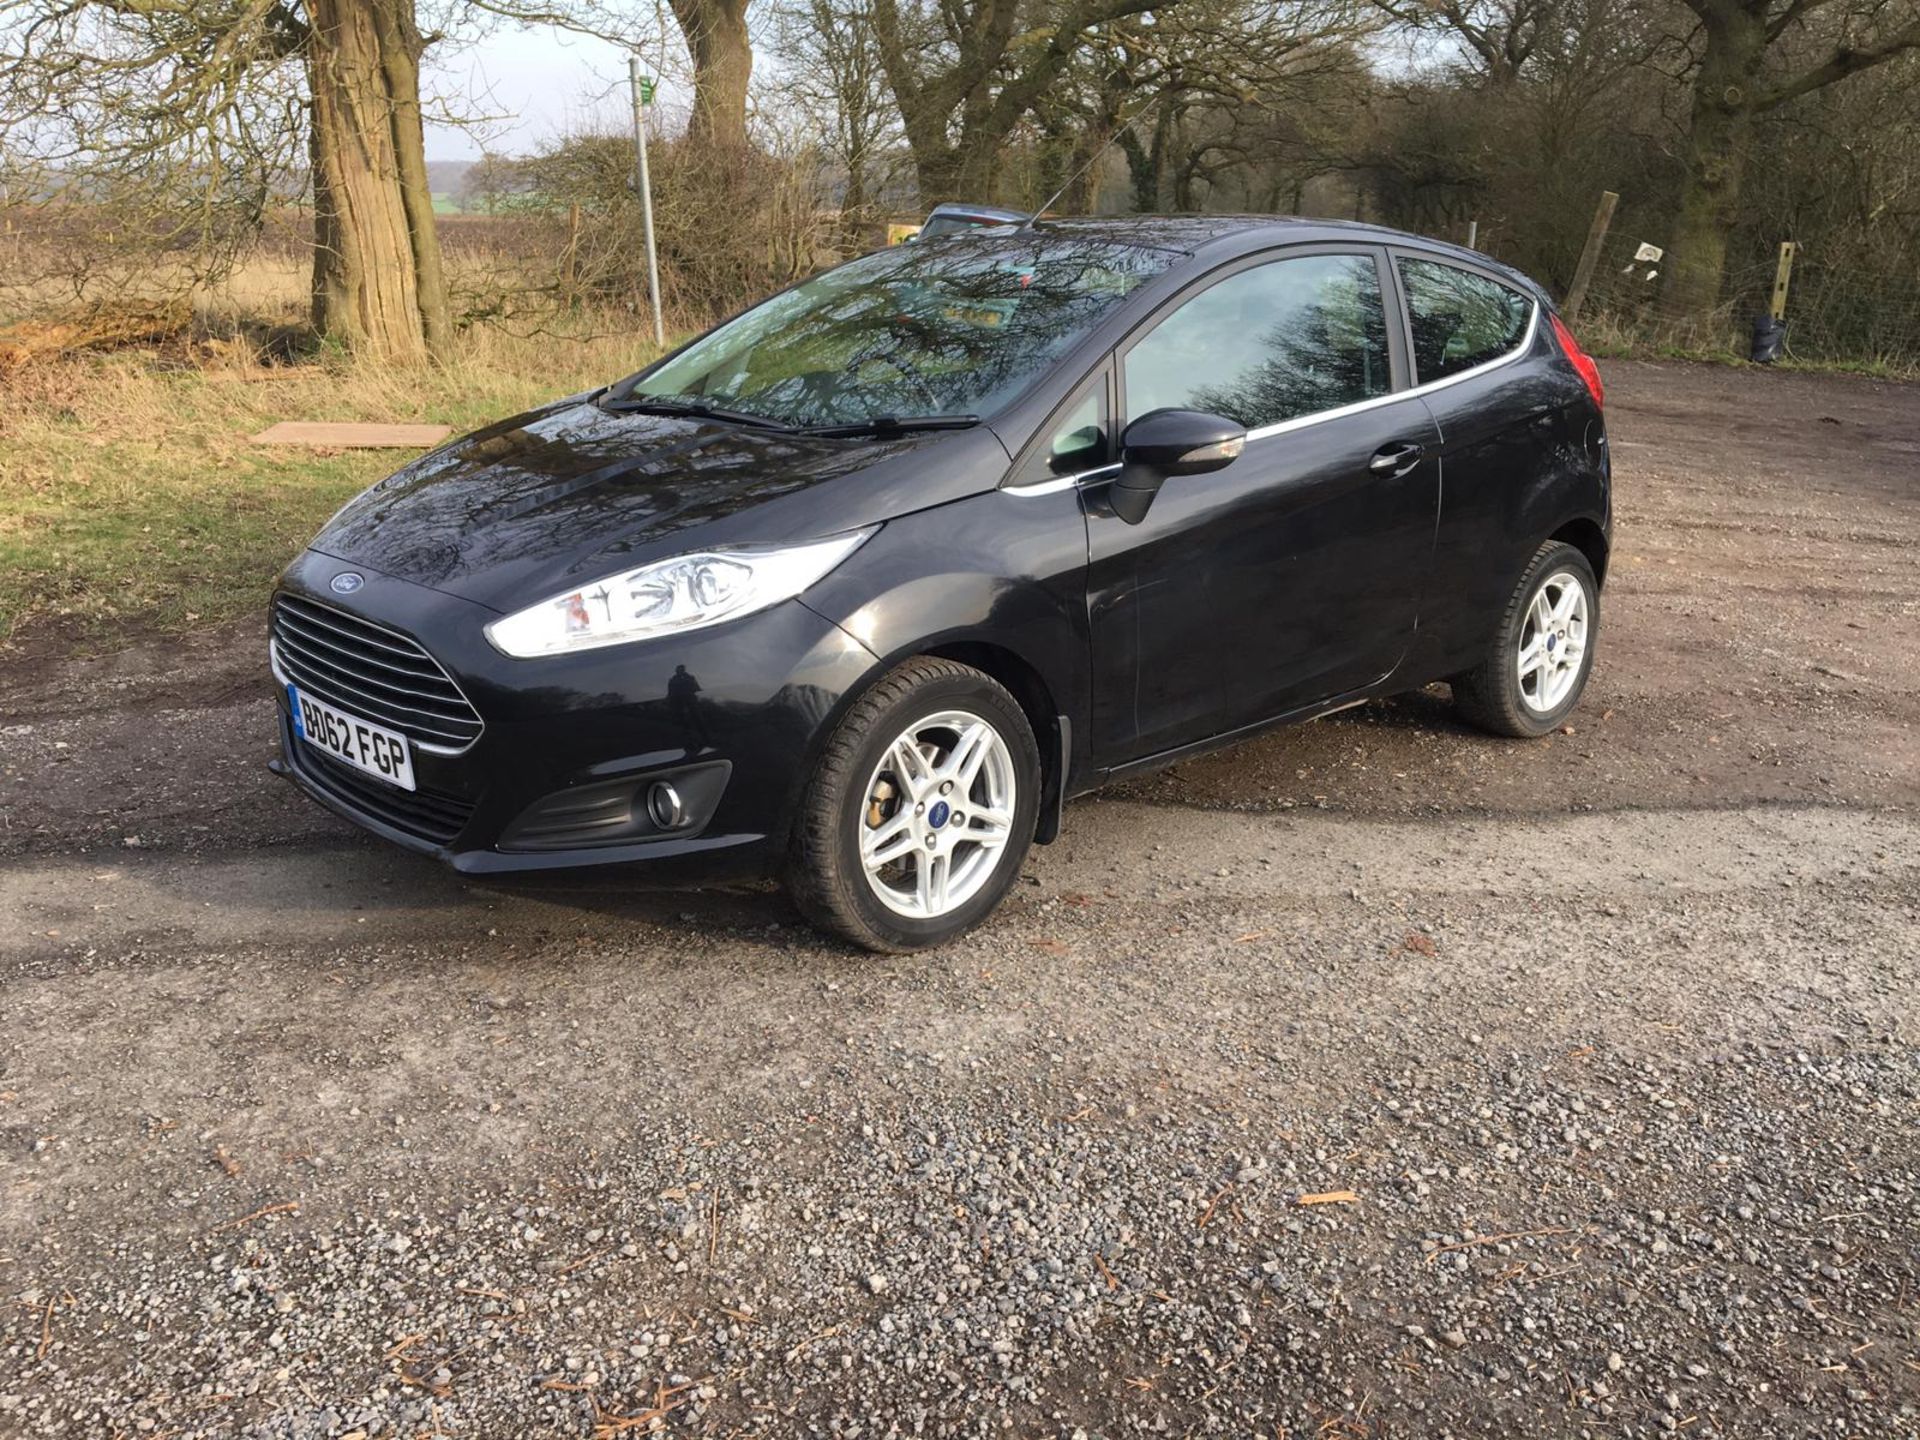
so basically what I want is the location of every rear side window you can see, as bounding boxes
[1124,253,1390,430]
[1397,258,1532,383]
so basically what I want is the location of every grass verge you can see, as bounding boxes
[0,322,665,655]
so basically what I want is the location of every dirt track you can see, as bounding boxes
[1,360,1917,1438]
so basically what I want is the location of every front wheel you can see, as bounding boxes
[1452,541,1599,738]
[787,656,1039,952]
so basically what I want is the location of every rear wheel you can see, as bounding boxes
[1452,541,1598,738]
[788,656,1039,952]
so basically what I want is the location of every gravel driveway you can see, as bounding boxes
[1,360,1917,1438]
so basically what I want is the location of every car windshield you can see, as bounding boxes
[619,236,1174,429]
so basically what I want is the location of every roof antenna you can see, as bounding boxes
[1019,90,1169,230]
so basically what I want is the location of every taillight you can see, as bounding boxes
[1550,312,1604,411]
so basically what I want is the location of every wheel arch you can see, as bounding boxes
[921,639,1071,843]
[920,640,1057,741]
[796,490,1096,848]
[1549,515,1610,587]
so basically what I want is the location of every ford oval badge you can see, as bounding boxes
[331,572,365,595]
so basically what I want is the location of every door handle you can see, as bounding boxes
[1369,442,1426,476]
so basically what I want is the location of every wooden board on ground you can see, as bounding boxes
[249,421,452,449]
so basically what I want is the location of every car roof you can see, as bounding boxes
[1026,214,1550,301]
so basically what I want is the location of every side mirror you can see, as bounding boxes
[1111,408,1247,523]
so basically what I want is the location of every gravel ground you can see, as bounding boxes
[1,359,1917,1438]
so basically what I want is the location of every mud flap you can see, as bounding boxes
[1034,714,1070,845]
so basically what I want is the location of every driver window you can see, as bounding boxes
[1124,253,1390,429]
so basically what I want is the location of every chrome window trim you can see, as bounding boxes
[1244,298,1538,443]
[1244,301,1543,443]
[1003,467,1114,498]
[1004,298,1538,497]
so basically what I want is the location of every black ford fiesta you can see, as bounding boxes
[271,215,1610,951]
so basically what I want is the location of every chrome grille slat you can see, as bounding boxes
[272,594,484,753]
[273,609,447,683]
[274,635,474,716]
[277,652,477,744]
[276,594,450,666]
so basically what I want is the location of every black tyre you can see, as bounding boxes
[787,656,1040,952]
[1451,541,1599,738]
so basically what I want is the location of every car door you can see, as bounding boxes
[1083,246,1442,767]
[1390,252,1571,661]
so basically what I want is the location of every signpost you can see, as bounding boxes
[1769,241,1798,321]
[628,57,665,348]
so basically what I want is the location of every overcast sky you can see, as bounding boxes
[422,26,690,163]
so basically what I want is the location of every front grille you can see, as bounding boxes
[283,713,477,846]
[271,593,483,753]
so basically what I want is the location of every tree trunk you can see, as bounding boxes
[305,0,451,361]
[843,155,868,226]
[670,0,753,148]
[957,143,1002,199]
[1118,131,1154,212]
[1665,5,1766,315]
[1071,142,1105,213]
[907,131,1006,202]
[1126,102,1174,211]
[911,147,966,205]
[1067,78,1127,213]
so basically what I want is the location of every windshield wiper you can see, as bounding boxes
[598,393,795,431]
[799,414,981,438]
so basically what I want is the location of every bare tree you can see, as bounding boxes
[459,151,529,213]
[1081,0,1368,212]
[0,0,650,360]
[668,0,753,146]
[0,0,309,317]
[770,0,903,227]
[865,0,1166,203]
[1369,0,1562,83]
[1661,0,1920,310]
[1361,0,1665,280]
[0,0,450,357]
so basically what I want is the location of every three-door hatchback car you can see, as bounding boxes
[271,215,1610,951]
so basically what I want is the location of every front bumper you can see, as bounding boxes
[270,550,879,880]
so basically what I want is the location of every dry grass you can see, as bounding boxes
[0,268,672,650]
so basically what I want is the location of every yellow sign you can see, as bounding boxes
[886,223,922,245]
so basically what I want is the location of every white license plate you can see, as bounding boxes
[288,684,415,792]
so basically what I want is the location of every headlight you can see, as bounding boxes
[484,528,876,658]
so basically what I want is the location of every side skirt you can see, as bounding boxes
[1087,686,1384,789]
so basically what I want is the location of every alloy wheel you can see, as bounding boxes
[858,709,1017,919]
[1517,569,1590,714]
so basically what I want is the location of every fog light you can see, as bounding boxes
[647,780,685,830]
[500,761,729,852]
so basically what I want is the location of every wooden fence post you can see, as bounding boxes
[1562,190,1620,322]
